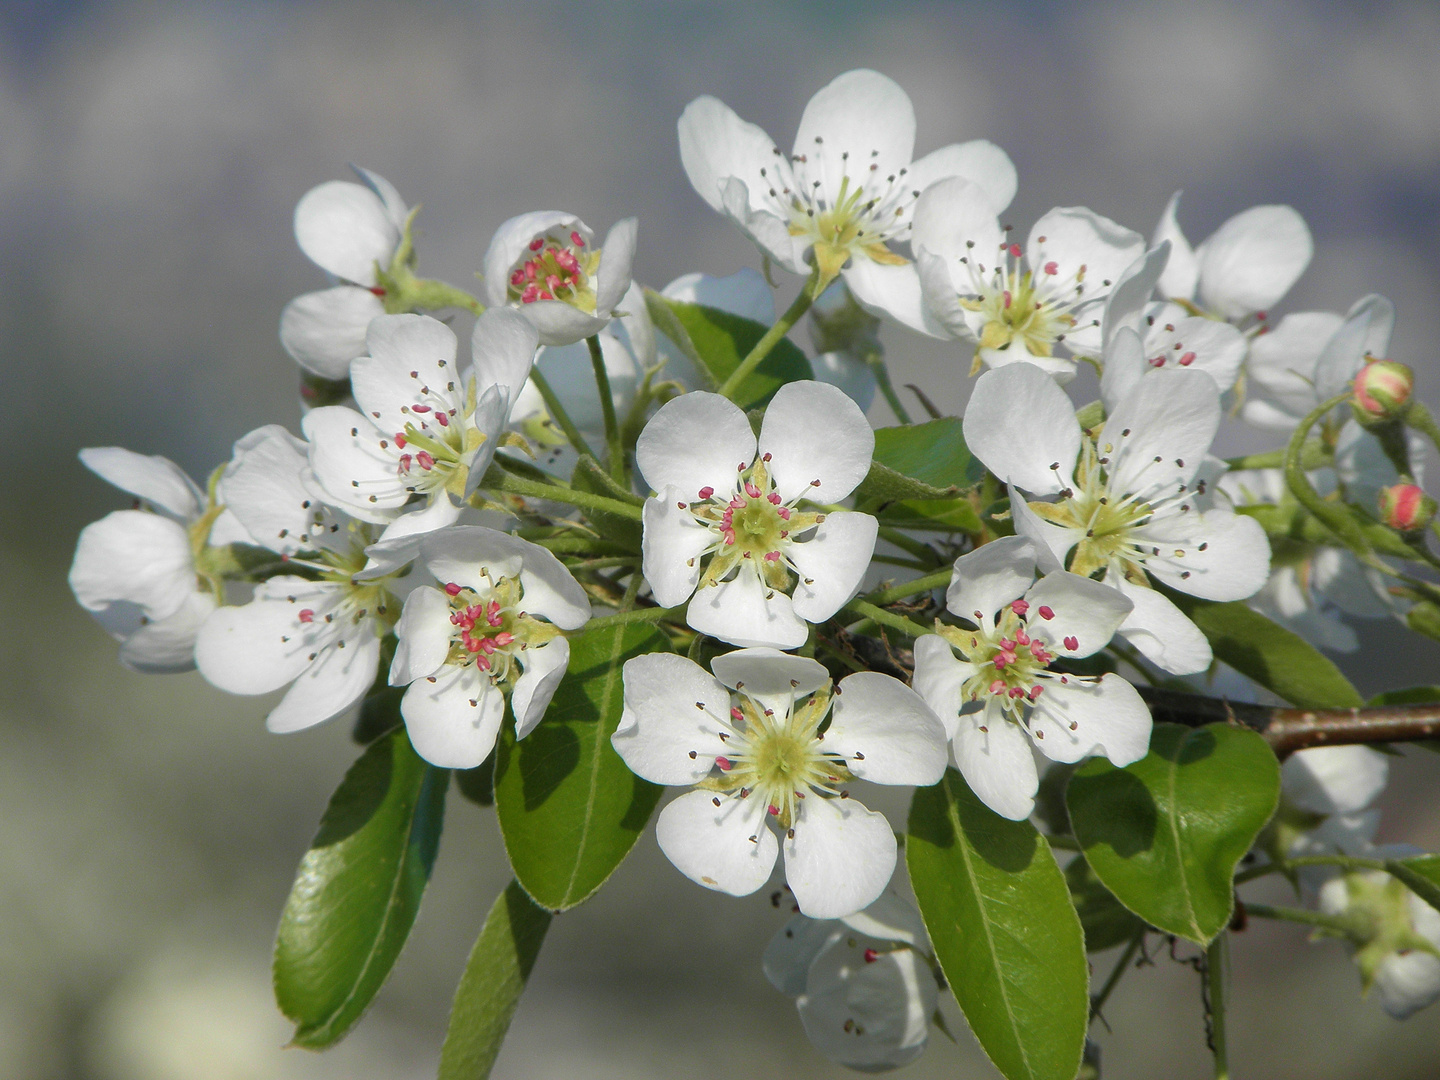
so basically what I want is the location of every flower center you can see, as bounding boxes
[390,373,487,499]
[506,229,601,310]
[442,574,560,681]
[941,600,1066,724]
[958,240,1082,358]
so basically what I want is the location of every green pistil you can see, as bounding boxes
[1028,438,1151,581]
[962,269,1075,358]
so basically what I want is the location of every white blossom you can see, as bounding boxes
[964,362,1271,675]
[1318,864,1440,1020]
[912,537,1151,821]
[612,649,947,918]
[480,211,637,346]
[636,381,878,649]
[678,68,1015,334]
[764,891,938,1070]
[388,526,590,768]
[304,310,537,543]
[280,167,409,379]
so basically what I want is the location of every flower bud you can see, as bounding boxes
[1378,483,1436,532]
[1352,359,1414,422]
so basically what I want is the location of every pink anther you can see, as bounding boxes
[298,609,314,623]
[1038,606,1054,620]
[416,451,435,471]
[1044,261,1059,275]
[1063,635,1079,651]
[1178,351,1196,366]
[698,486,714,500]
[1010,599,1029,615]
[444,582,463,597]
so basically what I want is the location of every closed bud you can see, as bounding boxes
[1353,359,1414,422]
[1379,483,1436,532]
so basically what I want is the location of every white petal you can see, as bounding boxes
[688,569,808,649]
[1008,488,1076,572]
[1143,312,1247,392]
[1315,293,1394,400]
[1029,674,1152,766]
[1101,244,1171,355]
[612,652,732,785]
[1023,572,1132,657]
[301,406,409,521]
[842,258,942,337]
[595,217,638,314]
[710,646,829,701]
[512,637,570,738]
[79,447,203,521]
[1027,207,1144,309]
[662,268,775,324]
[787,511,879,623]
[480,211,587,308]
[1153,192,1198,301]
[267,630,382,734]
[797,933,935,1071]
[421,526,590,629]
[194,577,341,695]
[677,95,780,214]
[793,70,915,203]
[350,165,408,231]
[118,590,216,674]
[402,665,506,768]
[1197,205,1312,320]
[1139,510,1270,602]
[825,672,947,786]
[352,314,462,433]
[759,381,875,504]
[656,788,778,898]
[1245,309,1344,422]
[910,634,969,743]
[371,494,463,546]
[1100,326,1147,414]
[1375,951,1440,1020]
[963,365,1080,494]
[915,248,975,339]
[784,793,897,919]
[215,424,316,557]
[720,177,808,272]
[1103,369,1220,499]
[279,286,384,380]
[390,585,454,685]
[641,492,714,608]
[521,300,613,349]
[70,511,196,621]
[636,390,756,497]
[911,176,1006,263]
[908,139,1017,214]
[945,535,1038,628]
[1115,579,1213,675]
[953,707,1040,820]
[470,307,539,416]
[1282,745,1389,816]
[763,915,843,997]
[293,180,398,286]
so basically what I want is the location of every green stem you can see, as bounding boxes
[484,465,642,521]
[1406,402,1440,459]
[1285,391,1371,554]
[864,567,952,607]
[528,367,598,461]
[584,604,684,631]
[587,335,627,484]
[717,269,819,399]
[1243,902,1359,935]
[877,526,943,566]
[1226,439,1330,472]
[1090,931,1144,1021]
[564,556,640,571]
[842,599,928,638]
[1206,934,1230,1080]
[864,348,913,424]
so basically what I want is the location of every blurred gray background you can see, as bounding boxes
[5,0,1440,1077]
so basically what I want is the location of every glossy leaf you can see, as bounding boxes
[646,291,813,409]
[908,769,1088,1080]
[495,622,669,910]
[437,880,552,1080]
[274,728,448,1048]
[1166,592,1363,708]
[871,417,982,492]
[1065,857,1147,953]
[1387,855,1440,914]
[1067,723,1279,946]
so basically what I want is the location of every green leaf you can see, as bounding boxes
[1386,855,1440,914]
[908,770,1088,1080]
[570,456,642,549]
[647,292,814,409]
[437,880,552,1080]
[1165,591,1363,708]
[1067,723,1279,946]
[495,622,669,910]
[274,729,449,1048]
[871,417,982,491]
[1406,601,1440,645]
[1368,686,1440,705]
[1065,857,1147,953]
[877,498,985,534]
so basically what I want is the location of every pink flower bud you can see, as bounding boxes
[1378,483,1436,532]
[1353,359,1414,421]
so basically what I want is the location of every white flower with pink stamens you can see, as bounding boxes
[636,381,879,649]
[677,68,1016,335]
[912,176,1145,380]
[912,536,1152,821]
[304,309,538,544]
[280,166,409,379]
[963,362,1271,677]
[611,648,948,918]
[481,211,637,347]
[388,526,590,769]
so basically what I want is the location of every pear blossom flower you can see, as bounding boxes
[612,648,947,918]
[480,211,637,347]
[280,167,409,379]
[635,381,879,649]
[764,891,938,1070]
[678,68,1016,334]
[963,363,1271,676]
[193,425,411,733]
[388,526,590,768]
[912,537,1151,821]
[912,176,1146,380]
[304,309,537,543]
[1153,193,1313,323]
[69,447,247,673]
